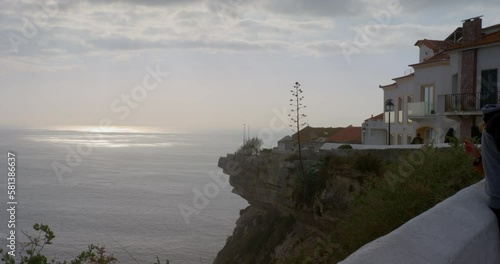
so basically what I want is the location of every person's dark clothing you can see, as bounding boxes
[411,136,423,144]
[490,207,500,230]
[482,105,500,226]
[444,128,456,143]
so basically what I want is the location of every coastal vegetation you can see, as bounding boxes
[217,142,482,263]
[288,143,483,263]
[0,223,117,264]
[237,137,263,155]
[0,223,170,264]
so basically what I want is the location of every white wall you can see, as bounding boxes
[449,52,460,81]
[339,180,500,264]
[382,76,417,145]
[414,64,452,96]
[477,45,500,73]
[419,45,435,62]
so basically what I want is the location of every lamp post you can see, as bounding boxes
[385,99,394,145]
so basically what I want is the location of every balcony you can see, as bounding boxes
[408,101,435,118]
[442,92,500,113]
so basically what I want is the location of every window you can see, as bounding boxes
[407,95,413,123]
[385,111,395,123]
[481,69,498,108]
[407,135,413,145]
[397,134,403,145]
[398,97,403,123]
[421,86,434,115]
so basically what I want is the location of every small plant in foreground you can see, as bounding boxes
[0,223,117,264]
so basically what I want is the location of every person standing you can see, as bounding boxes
[481,104,500,225]
[411,133,423,144]
[444,128,457,143]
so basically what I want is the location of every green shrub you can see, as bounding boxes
[237,137,263,155]
[338,144,353,149]
[0,223,169,264]
[261,148,273,153]
[286,144,483,263]
[353,153,383,176]
[327,144,482,262]
[0,223,116,264]
[285,153,300,162]
[295,159,328,206]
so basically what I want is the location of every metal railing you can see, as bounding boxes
[443,92,500,112]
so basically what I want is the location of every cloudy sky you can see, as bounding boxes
[1,0,500,133]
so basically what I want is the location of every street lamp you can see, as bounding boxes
[385,99,394,145]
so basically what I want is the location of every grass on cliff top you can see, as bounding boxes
[327,143,483,262]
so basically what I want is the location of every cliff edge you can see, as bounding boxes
[213,150,373,263]
[213,146,483,263]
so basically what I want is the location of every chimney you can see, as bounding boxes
[461,16,482,44]
[459,16,482,139]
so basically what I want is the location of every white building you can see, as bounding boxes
[362,114,386,145]
[365,16,500,145]
[277,135,294,151]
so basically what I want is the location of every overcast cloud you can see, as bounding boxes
[1,0,500,129]
[3,0,491,65]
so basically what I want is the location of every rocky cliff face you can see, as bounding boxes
[213,146,481,263]
[213,150,375,263]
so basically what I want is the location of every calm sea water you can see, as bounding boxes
[0,127,249,263]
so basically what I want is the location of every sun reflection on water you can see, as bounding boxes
[47,125,172,134]
[23,126,186,148]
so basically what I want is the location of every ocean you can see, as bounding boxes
[0,127,250,263]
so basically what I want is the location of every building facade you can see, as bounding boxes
[365,17,500,145]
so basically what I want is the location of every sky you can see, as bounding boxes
[1,0,500,134]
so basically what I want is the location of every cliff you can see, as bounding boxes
[213,146,483,263]
[213,150,382,263]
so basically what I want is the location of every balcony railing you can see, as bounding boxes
[443,92,500,112]
[408,101,435,117]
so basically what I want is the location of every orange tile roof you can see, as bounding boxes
[410,51,450,67]
[412,28,500,66]
[392,72,415,81]
[292,126,344,142]
[328,125,362,144]
[365,113,384,121]
[414,39,454,52]
[448,30,500,51]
